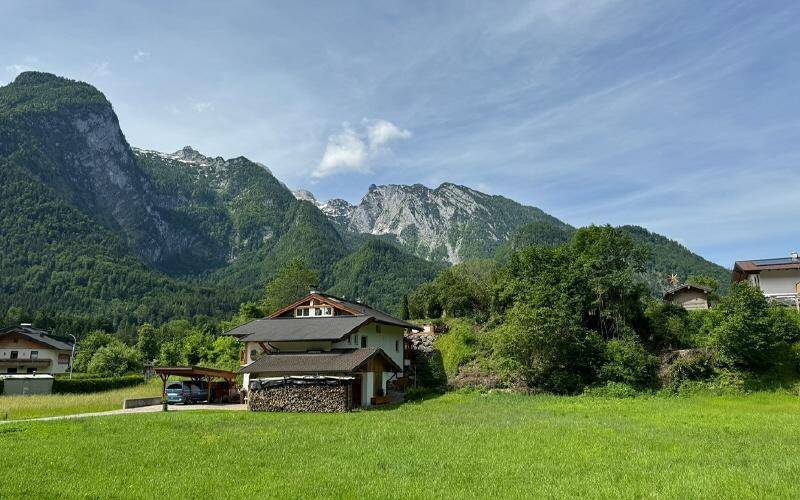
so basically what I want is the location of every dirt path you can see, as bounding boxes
[1,403,247,424]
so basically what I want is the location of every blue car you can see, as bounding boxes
[165,381,209,404]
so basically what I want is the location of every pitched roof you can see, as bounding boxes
[226,315,372,342]
[317,293,422,330]
[268,292,422,331]
[663,284,711,299]
[0,326,73,351]
[734,258,800,273]
[240,348,401,374]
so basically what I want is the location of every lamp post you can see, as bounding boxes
[68,334,77,379]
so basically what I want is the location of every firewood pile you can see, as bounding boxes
[248,380,352,412]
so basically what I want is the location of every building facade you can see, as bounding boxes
[225,292,420,408]
[733,253,800,306]
[0,326,73,375]
[663,284,710,311]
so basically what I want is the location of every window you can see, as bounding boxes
[10,351,18,360]
[30,351,38,360]
[295,307,310,317]
[395,340,399,352]
[26,367,36,374]
[7,368,17,374]
[361,336,367,348]
[376,324,382,333]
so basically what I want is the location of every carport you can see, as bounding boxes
[155,366,238,403]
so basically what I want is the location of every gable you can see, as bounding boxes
[0,332,60,350]
[270,294,360,319]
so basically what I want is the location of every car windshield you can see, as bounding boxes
[166,384,184,392]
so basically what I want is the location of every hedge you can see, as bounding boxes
[52,374,144,394]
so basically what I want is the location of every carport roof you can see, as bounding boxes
[154,366,238,380]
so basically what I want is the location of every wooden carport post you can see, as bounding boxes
[159,372,169,400]
[207,376,213,404]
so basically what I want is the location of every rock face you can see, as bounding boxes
[0,73,212,269]
[294,183,572,264]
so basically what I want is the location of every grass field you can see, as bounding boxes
[0,379,160,420]
[2,391,800,498]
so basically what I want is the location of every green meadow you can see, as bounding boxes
[0,379,160,420]
[2,391,800,499]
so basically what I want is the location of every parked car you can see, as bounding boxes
[165,381,208,404]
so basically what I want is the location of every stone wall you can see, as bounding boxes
[249,382,352,412]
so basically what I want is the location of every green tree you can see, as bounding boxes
[135,323,160,362]
[156,339,185,367]
[73,331,116,372]
[705,282,783,371]
[87,342,143,376]
[400,295,410,320]
[261,258,319,314]
[208,336,242,371]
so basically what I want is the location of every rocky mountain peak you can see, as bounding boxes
[293,189,318,203]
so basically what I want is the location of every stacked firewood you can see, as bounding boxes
[248,384,351,412]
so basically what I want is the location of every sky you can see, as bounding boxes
[1,1,799,267]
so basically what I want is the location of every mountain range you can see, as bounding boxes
[0,72,729,327]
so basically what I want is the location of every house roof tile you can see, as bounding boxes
[240,348,401,374]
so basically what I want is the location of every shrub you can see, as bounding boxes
[673,369,746,396]
[705,282,783,371]
[52,374,144,394]
[667,351,715,388]
[434,320,479,378]
[413,351,447,389]
[599,337,659,390]
[0,378,4,395]
[87,343,143,376]
[583,381,639,398]
[493,304,604,394]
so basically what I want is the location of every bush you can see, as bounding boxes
[671,369,746,396]
[87,342,143,376]
[493,304,604,394]
[583,381,639,398]
[599,337,659,390]
[666,351,715,388]
[434,320,479,378]
[0,378,4,395]
[705,282,783,371]
[414,351,447,389]
[52,374,144,394]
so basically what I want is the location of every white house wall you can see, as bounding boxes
[754,269,800,296]
[0,347,69,374]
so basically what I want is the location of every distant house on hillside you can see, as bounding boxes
[225,292,421,409]
[0,325,73,375]
[733,252,800,307]
[663,284,711,311]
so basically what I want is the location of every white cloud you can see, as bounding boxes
[192,101,214,113]
[312,118,411,178]
[365,118,412,150]
[133,50,150,62]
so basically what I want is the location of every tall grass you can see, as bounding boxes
[0,378,160,420]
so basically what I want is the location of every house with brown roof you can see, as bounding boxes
[663,284,711,311]
[733,252,800,306]
[0,325,74,375]
[225,292,421,408]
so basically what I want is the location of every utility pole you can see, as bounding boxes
[68,334,77,379]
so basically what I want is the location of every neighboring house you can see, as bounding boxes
[0,325,73,375]
[733,252,800,306]
[225,292,422,408]
[663,284,711,311]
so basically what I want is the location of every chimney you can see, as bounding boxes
[792,251,799,261]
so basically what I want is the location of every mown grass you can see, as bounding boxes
[2,391,800,498]
[0,378,160,420]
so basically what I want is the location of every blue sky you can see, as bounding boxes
[2,1,799,267]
